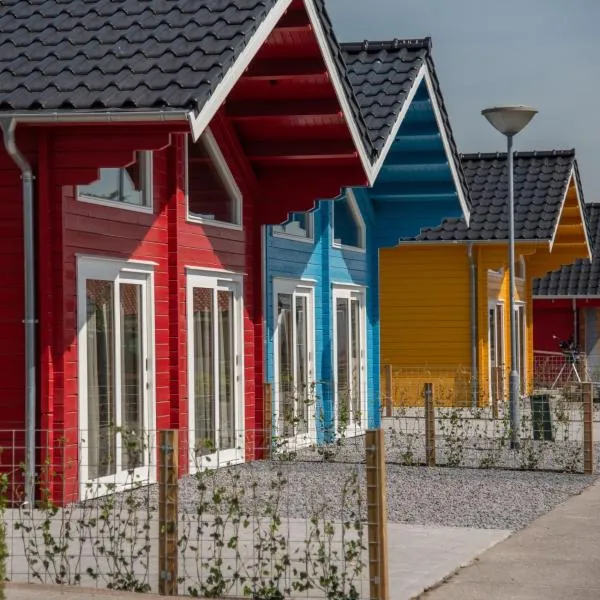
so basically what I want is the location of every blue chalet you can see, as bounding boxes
[263,38,472,443]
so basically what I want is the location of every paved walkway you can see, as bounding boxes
[420,478,600,599]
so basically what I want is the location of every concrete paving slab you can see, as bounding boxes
[387,524,510,600]
[420,479,600,600]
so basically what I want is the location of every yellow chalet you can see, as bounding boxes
[380,150,591,407]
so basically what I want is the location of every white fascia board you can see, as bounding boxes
[422,66,471,226]
[188,0,294,141]
[370,65,426,180]
[548,166,591,259]
[303,0,374,184]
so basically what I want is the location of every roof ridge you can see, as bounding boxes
[460,149,576,160]
[340,37,432,53]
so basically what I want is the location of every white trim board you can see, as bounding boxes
[370,65,426,181]
[549,166,592,259]
[188,0,294,141]
[422,67,471,225]
[303,0,374,183]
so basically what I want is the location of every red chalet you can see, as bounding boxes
[0,0,384,502]
[534,202,600,384]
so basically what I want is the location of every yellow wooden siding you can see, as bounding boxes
[380,245,472,405]
[380,188,589,408]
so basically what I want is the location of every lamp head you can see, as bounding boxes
[481,105,537,136]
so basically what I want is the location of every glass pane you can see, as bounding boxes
[519,307,527,390]
[85,280,116,479]
[188,134,237,223]
[218,290,235,450]
[120,283,144,471]
[336,298,350,428]
[489,308,496,365]
[277,293,294,437]
[295,295,309,434]
[273,213,312,238]
[333,196,362,248]
[350,298,362,425]
[496,306,504,365]
[193,288,215,453]
[78,152,147,206]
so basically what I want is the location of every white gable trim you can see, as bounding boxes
[303,0,373,182]
[188,0,294,141]
[370,65,426,180]
[549,167,592,259]
[422,66,471,225]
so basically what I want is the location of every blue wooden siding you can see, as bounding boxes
[264,78,466,437]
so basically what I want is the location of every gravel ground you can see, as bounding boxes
[171,459,598,531]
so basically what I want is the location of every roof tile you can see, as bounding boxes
[0,0,280,113]
[410,150,577,243]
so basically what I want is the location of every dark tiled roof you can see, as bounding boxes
[1,0,283,113]
[534,203,600,297]
[0,0,375,161]
[340,38,471,204]
[411,150,577,242]
[341,39,428,156]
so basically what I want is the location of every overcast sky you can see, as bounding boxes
[327,0,600,201]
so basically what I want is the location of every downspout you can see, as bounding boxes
[468,243,478,407]
[0,118,36,504]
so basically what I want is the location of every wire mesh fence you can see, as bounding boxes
[0,425,374,599]
[381,364,599,474]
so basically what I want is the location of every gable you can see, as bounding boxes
[550,174,591,258]
[369,78,468,246]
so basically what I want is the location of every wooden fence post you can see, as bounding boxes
[264,382,273,459]
[366,429,389,600]
[159,430,179,596]
[583,383,594,475]
[384,365,393,418]
[424,383,436,467]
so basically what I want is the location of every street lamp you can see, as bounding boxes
[482,105,537,449]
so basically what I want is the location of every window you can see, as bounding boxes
[488,302,505,404]
[77,258,154,496]
[273,212,314,241]
[187,272,243,468]
[333,287,366,435]
[332,190,365,250]
[78,151,153,211]
[515,304,527,392]
[273,281,315,441]
[186,130,242,227]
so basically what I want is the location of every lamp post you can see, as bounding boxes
[481,105,537,449]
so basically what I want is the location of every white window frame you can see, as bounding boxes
[332,284,368,437]
[332,189,366,252]
[77,256,156,500]
[514,302,527,393]
[77,151,154,213]
[186,268,245,471]
[488,300,505,404]
[272,278,316,447]
[272,212,315,243]
[185,129,243,230]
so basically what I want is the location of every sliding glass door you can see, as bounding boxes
[187,272,243,468]
[273,280,315,444]
[78,258,154,497]
[333,287,366,436]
